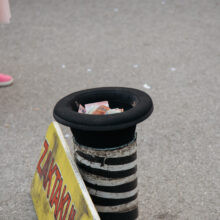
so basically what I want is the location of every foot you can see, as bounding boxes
[0,73,13,87]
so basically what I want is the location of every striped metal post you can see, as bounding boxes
[73,136,138,220]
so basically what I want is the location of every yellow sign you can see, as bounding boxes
[31,122,100,220]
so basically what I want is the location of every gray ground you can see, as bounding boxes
[0,0,219,219]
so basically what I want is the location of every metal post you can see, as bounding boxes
[74,136,138,220]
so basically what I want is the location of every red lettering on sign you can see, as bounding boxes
[43,158,58,198]
[49,168,61,206]
[42,151,52,183]
[68,205,76,220]
[37,138,78,219]
[51,177,63,217]
[37,140,49,177]
[55,185,71,220]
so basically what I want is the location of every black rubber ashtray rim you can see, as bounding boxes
[53,87,153,131]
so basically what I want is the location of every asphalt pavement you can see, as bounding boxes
[0,0,219,219]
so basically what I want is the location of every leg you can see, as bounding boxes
[0,0,11,24]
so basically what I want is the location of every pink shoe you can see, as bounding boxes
[0,73,13,87]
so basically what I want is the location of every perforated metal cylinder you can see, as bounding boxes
[73,136,138,220]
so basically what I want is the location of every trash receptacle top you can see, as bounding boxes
[53,87,153,131]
